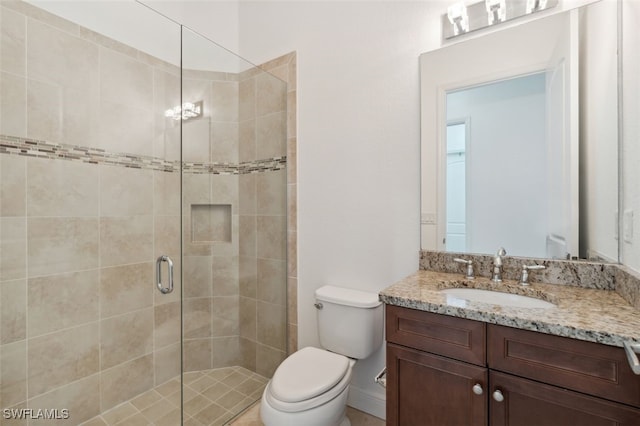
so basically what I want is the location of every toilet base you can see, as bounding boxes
[260,381,351,426]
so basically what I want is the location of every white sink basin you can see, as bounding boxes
[440,288,556,309]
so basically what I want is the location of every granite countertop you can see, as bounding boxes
[379,270,640,347]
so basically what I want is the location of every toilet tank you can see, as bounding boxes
[315,285,383,359]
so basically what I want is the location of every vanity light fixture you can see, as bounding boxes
[526,0,548,14]
[442,0,558,40]
[447,2,469,36]
[485,0,506,25]
[164,101,203,121]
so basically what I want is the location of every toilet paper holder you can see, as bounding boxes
[374,367,387,388]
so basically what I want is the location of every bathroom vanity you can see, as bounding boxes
[380,267,640,426]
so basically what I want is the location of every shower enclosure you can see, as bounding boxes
[0,1,288,424]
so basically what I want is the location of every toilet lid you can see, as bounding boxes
[270,347,350,403]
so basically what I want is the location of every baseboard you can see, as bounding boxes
[347,385,386,420]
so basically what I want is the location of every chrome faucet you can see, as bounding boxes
[492,247,507,282]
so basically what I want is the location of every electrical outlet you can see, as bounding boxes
[624,209,634,243]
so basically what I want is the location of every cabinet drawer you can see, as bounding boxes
[488,324,640,408]
[386,305,486,366]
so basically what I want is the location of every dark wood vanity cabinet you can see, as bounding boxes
[385,305,640,426]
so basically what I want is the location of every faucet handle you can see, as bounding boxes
[520,264,546,286]
[454,258,475,280]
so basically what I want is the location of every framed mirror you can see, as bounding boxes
[420,0,618,261]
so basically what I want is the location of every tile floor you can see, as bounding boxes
[228,403,386,426]
[81,366,267,426]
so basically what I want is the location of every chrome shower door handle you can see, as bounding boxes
[156,255,174,294]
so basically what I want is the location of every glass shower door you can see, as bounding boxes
[180,27,288,425]
[0,1,183,423]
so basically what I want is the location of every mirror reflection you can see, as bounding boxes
[420,0,618,261]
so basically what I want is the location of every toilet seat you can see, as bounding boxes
[265,347,353,413]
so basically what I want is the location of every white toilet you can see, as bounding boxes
[260,285,383,426]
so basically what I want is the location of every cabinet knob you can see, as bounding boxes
[472,383,483,395]
[492,389,505,402]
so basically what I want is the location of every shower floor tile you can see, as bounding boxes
[81,366,268,426]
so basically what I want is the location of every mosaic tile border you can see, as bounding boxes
[0,135,286,175]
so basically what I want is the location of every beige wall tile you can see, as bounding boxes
[1,6,26,75]
[239,216,256,258]
[256,72,286,117]
[288,323,298,355]
[239,256,257,298]
[238,119,256,163]
[211,80,239,122]
[183,255,212,298]
[100,48,153,111]
[212,255,239,296]
[239,297,256,340]
[256,112,286,159]
[211,174,238,210]
[212,336,240,368]
[287,137,297,184]
[29,374,100,426]
[1,339,27,407]
[99,216,152,267]
[100,165,153,216]
[100,308,153,369]
[239,338,256,372]
[97,100,153,157]
[256,169,286,216]
[287,277,297,327]
[256,344,284,378]
[210,121,239,164]
[27,158,99,217]
[154,342,181,386]
[183,298,212,339]
[256,216,286,260]
[100,262,153,318]
[183,173,212,207]
[153,171,180,216]
[212,296,239,337]
[182,118,211,163]
[0,217,26,281]
[257,259,286,305]
[288,230,297,278]
[26,79,61,143]
[100,354,154,411]
[27,79,96,147]
[154,301,180,349]
[27,217,99,277]
[191,204,232,243]
[238,78,255,122]
[28,322,99,398]
[257,302,286,351]
[183,338,212,372]
[287,183,297,231]
[154,213,180,265]
[238,174,256,215]
[1,72,26,137]
[0,154,25,217]
[26,19,98,91]
[28,270,99,337]
[153,69,180,161]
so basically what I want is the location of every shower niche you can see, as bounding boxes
[191,204,233,243]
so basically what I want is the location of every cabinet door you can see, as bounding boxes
[387,343,487,426]
[490,371,640,426]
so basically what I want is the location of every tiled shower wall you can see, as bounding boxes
[0,0,290,422]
